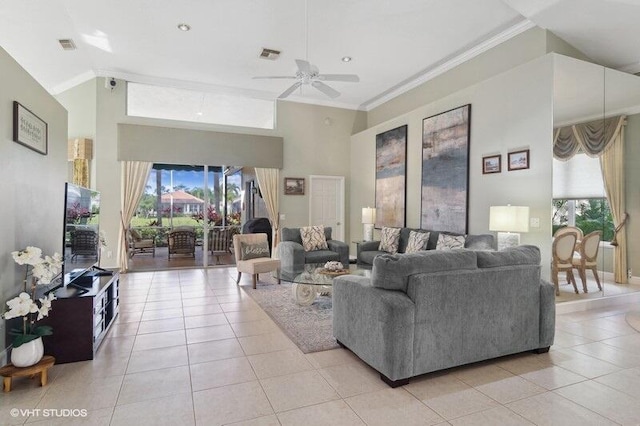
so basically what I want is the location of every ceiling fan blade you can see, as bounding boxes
[252,76,297,80]
[295,59,312,74]
[278,82,302,99]
[311,81,340,98]
[318,74,360,82]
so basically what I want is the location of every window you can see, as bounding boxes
[127,82,275,129]
[552,153,613,241]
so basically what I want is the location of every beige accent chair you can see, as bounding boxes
[552,232,579,296]
[233,233,281,289]
[572,231,602,293]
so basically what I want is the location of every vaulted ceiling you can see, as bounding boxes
[0,0,637,111]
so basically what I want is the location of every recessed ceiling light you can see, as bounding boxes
[341,56,352,62]
[196,112,203,116]
[177,23,191,32]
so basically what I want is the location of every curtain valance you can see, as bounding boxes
[553,115,626,160]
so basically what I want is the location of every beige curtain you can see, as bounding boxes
[119,161,153,271]
[255,168,280,257]
[600,126,628,283]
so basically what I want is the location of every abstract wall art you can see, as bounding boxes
[421,105,470,234]
[375,125,407,228]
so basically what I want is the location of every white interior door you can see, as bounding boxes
[309,175,345,241]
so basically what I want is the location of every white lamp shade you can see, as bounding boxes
[362,207,376,224]
[489,206,530,233]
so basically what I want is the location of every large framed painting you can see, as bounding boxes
[375,125,407,228]
[421,104,470,234]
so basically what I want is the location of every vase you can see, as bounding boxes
[11,337,44,367]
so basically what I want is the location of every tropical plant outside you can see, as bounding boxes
[552,198,614,241]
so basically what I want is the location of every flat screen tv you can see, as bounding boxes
[62,183,101,286]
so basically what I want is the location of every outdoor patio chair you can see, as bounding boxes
[168,227,196,259]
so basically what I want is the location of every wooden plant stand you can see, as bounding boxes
[0,355,55,392]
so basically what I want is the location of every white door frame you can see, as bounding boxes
[308,175,346,241]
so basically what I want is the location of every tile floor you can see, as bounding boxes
[2,267,640,425]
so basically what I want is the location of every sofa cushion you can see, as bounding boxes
[372,250,478,292]
[436,234,466,250]
[300,226,328,251]
[476,245,541,268]
[359,250,387,265]
[405,231,430,253]
[380,227,401,254]
[305,249,340,263]
[465,234,495,251]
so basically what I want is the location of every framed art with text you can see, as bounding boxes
[375,125,407,228]
[421,104,470,234]
[13,101,48,155]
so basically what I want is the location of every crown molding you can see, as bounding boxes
[50,70,96,95]
[360,19,536,111]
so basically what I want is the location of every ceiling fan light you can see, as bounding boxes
[341,56,352,62]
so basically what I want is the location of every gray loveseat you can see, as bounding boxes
[357,227,495,266]
[277,227,349,270]
[333,245,555,387]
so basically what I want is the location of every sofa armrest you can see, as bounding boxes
[333,275,415,381]
[539,279,556,348]
[277,241,305,269]
[327,240,349,266]
[358,240,381,253]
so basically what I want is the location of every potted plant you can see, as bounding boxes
[2,247,62,367]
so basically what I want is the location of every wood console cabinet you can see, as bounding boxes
[39,272,119,364]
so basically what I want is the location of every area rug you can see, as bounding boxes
[240,282,339,354]
[625,311,640,333]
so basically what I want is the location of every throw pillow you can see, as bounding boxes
[379,227,401,254]
[436,233,466,250]
[405,231,430,253]
[130,229,142,240]
[240,241,270,260]
[300,225,328,252]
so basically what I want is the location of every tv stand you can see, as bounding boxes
[38,271,119,364]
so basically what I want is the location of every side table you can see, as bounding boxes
[0,355,55,392]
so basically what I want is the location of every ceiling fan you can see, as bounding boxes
[253,59,360,99]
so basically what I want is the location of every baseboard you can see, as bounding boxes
[556,290,640,314]
[600,271,640,285]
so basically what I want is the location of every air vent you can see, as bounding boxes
[259,48,281,60]
[58,39,76,50]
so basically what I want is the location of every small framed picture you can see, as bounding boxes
[482,154,501,174]
[508,149,530,171]
[284,177,305,195]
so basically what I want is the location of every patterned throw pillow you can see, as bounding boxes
[300,226,328,252]
[240,241,270,260]
[379,227,401,254]
[405,231,430,253]
[436,233,466,250]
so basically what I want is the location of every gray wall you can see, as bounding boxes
[0,46,67,357]
[351,55,555,279]
[55,78,97,186]
[57,78,365,268]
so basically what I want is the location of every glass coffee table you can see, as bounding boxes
[278,263,371,306]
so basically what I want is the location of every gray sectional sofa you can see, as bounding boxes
[333,245,555,387]
[357,227,495,266]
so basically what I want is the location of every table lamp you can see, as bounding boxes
[489,205,529,250]
[362,207,376,242]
